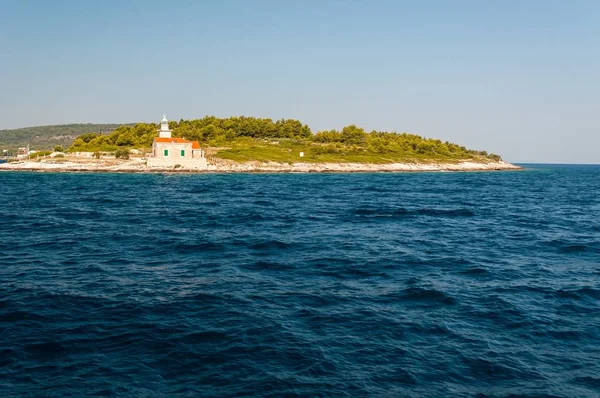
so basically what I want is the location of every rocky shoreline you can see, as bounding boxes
[0,158,521,173]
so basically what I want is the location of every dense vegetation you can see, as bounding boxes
[69,117,313,152]
[0,124,126,150]
[9,117,502,163]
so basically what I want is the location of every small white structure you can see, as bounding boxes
[158,115,172,138]
[17,145,30,159]
[147,115,207,169]
[72,152,94,158]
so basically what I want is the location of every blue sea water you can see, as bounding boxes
[0,165,599,397]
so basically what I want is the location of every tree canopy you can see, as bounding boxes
[69,117,312,152]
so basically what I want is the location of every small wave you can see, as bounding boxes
[83,197,119,204]
[462,357,521,381]
[225,212,268,222]
[556,303,596,315]
[573,375,600,389]
[83,264,106,273]
[55,208,103,220]
[179,292,225,303]
[361,185,394,193]
[196,200,220,206]
[247,213,267,222]
[353,207,410,217]
[546,330,585,341]
[556,287,600,300]
[181,330,228,344]
[395,287,458,305]
[253,200,275,206]
[174,242,225,253]
[405,277,421,285]
[241,260,294,271]
[100,257,135,266]
[0,310,48,322]
[428,256,474,268]
[308,257,354,267]
[414,208,475,217]
[0,348,16,367]
[340,266,389,278]
[371,367,417,385]
[545,239,600,254]
[300,360,339,377]
[353,207,475,219]
[249,240,292,250]
[561,244,588,253]
[281,292,335,308]
[461,267,490,275]
[317,268,387,279]
[24,341,67,357]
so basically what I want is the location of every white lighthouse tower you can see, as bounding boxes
[159,115,172,138]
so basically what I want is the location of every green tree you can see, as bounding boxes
[314,129,342,143]
[78,133,99,143]
[340,125,367,145]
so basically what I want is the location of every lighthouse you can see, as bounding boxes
[147,115,207,169]
[159,115,172,138]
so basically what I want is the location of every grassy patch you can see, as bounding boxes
[214,138,487,164]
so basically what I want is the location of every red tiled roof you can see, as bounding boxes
[154,137,202,149]
[154,137,191,144]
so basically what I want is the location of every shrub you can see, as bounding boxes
[28,151,51,159]
[115,148,130,159]
[94,151,101,159]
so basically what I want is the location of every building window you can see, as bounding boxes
[164,149,169,156]
[181,150,185,157]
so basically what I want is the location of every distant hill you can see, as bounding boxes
[0,124,129,150]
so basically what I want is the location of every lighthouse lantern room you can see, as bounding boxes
[159,115,172,138]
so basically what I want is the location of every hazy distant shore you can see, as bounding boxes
[0,158,521,173]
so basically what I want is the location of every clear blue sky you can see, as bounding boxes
[1,0,598,163]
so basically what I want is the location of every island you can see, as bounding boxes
[0,116,520,173]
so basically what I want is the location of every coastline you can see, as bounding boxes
[0,158,521,173]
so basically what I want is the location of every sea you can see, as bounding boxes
[0,164,599,397]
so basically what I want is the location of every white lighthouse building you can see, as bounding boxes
[158,115,172,138]
[147,115,208,169]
